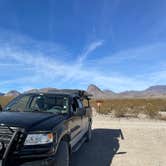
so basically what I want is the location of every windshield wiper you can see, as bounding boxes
[4,108,20,112]
[11,110,20,112]
[53,111,68,115]
[27,109,52,113]
[29,109,46,113]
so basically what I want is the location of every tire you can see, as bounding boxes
[54,141,69,166]
[86,124,92,142]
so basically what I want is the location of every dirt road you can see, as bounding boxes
[71,116,166,166]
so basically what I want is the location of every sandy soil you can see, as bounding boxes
[71,115,166,166]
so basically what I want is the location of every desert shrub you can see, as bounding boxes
[158,115,166,121]
[90,98,166,119]
[127,106,140,117]
[114,106,126,117]
[159,106,166,112]
[145,103,159,118]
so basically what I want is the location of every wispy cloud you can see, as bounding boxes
[99,42,166,64]
[0,31,166,92]
[77,40,104,64]
[0,36,142,92]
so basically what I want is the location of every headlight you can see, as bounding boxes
[24,133,53,145]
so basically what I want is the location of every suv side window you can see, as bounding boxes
[71,98,78,112]
[71,98,83,113]
[77,99,83,109]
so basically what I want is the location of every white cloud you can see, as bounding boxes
[0,32,166,92]
[99,42,166,64]
[0,39,145,92]
[77,40,104,64]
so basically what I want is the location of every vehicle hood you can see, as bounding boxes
[0,112,66,131]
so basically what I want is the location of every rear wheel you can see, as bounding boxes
[54,141,69,166]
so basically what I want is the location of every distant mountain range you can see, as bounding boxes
[1,85,166,98]
[4,90,21,97]
[24,88,58,93]
[87,84,166,99]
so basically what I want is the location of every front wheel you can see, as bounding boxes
[54,141,69,166]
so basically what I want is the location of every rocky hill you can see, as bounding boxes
[2,85,166,99]
[5,90,20,97]
[87,84,106,99]
[87,85,166,99]
[24,88,58,93]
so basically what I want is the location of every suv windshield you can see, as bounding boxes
[4,94,69,114]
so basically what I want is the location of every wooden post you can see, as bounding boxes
[96,100,103,113]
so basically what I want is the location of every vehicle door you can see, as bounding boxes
[69,97,82,147]
[77,99,89,135]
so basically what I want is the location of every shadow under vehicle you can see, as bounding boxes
[71,129,125,166]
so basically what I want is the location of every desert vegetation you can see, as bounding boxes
[0,96,14,107]
[91,98,166,120]
[1,96,166,120]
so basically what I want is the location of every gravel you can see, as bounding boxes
[71,114,166,166]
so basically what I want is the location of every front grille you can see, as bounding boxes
[0,126,17,146]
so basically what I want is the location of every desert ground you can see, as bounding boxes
[71,113,166,166]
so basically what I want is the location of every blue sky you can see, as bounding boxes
[0,0,166,92]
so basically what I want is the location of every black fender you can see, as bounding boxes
[53,120,71,154]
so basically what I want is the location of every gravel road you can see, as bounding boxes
[71,115,166,166]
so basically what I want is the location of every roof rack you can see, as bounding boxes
[47,89,92,99]
[24,89,92,99]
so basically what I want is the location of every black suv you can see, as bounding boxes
[0,90,92,166]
